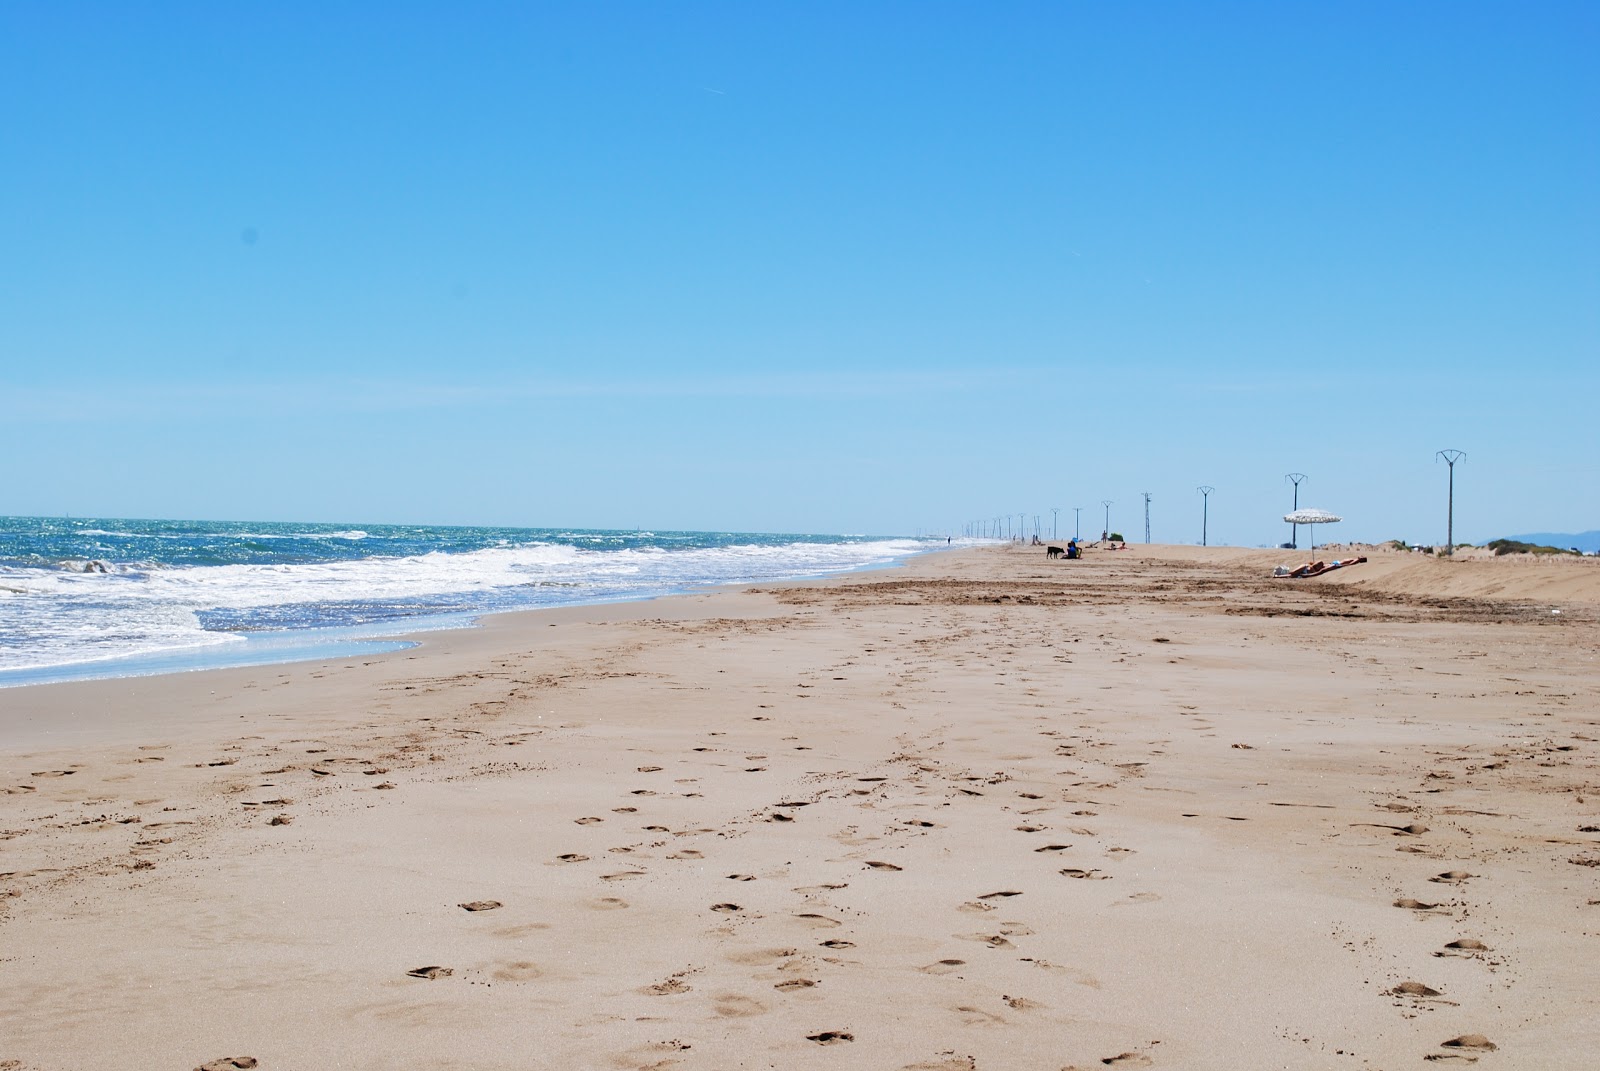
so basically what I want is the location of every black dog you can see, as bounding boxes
[1046,545,1064,559]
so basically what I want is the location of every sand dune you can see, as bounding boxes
[2,544,1597,1069]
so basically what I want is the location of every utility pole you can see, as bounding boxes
[1101,500,1113,542]
[1437,450,1465,554]
[1197,486,1214,546]
[1073,507,1082,541]
[1285,473,1307,548]
[1142,492,1152,544]
[1051,507,1060,542]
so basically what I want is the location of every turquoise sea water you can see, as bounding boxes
[0,517,935,687]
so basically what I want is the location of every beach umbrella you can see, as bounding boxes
[1283,508,1341,553]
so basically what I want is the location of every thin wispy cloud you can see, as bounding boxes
[3,367,1040,422]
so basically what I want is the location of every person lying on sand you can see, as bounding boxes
[1274,556,1367,579]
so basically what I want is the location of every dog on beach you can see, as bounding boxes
[1046,545,1064,559]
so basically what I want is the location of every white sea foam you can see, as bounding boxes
[0,537,922,676]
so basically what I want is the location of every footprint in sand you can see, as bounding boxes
[711,903,743,913]
[407,966,453,980]
[793,913,842,928]
[30,770,77,778]
[1034,844,1071,853]
[1437,1035,1497,1054]
[898,1055,977,1071]
[726,873,756,881]
[807,1032,854,1045]
[492,961,543,982]
[712,993,768,1017]
[1099,1053,1153,1068]
[958,934,1014,949]
[667,850,703,860]
[1004,995,1045,1010]
[575,816,604,825]
[602,871,646,882]
[820,940,854,949]
[1060,868,1106,880]
[775,978,818,991]
[1016,825,1045,833]
[920,959,967,975]
[556,854,590,863]
[644,975,692,996]
[865,861,902,871]
[589,897,629,910]
[1394,898,1445,912]
[1359,822,1430,836]
[954,1005,1006,1026]
[459,900,502,912]
[637,766,662,773]
[725,947,798,966]
[196,1059,258,1071]
[1389,981,1443,997]
[1435,939,1490,958]
[1429,871,1475,884]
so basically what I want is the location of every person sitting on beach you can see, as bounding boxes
[1066,540,1080,559]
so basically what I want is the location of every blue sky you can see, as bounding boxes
[2,2,1595,545]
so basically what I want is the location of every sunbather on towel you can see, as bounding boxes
[1276,556,1368,579]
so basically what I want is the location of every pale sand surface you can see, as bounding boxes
[3,545,1598,1070]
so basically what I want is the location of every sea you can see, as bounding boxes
[0,517,937,688]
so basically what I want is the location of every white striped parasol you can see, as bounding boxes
[1283,509,1341,552]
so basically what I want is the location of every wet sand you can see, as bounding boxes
[2,544,1598,1070]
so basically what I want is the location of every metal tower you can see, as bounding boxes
[1437,450,1465,553]
[1285,473,1307,548]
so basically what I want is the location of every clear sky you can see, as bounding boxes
[2,2,1595,545]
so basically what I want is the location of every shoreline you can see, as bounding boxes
[0,541,950,692]
[3,544,1598,1068]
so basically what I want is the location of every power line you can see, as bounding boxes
[1197,486,1214,546]
[1436,449,1466,554]
[1285,473,1307,548]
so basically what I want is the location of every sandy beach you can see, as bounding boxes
[3,544,1598,1070]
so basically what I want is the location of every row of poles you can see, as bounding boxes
[962,501,1127,543]
[957,450,1466,549]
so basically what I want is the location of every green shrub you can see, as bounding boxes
[1485,539,1577,556]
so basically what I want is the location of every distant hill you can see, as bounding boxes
[1495,531,1600,554]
